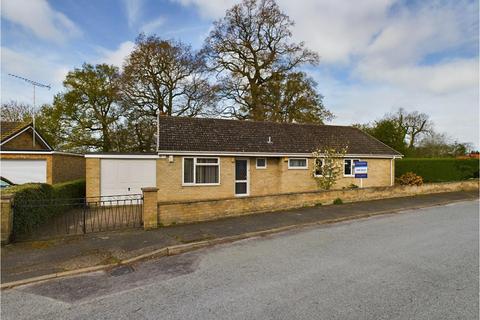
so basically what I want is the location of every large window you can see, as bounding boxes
[183,157,220,185]
[288,158,308,169]
[344,159,360,176]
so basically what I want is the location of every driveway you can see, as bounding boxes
[2,200,478,319]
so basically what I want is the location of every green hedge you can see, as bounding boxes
[395,158,479,183]
[7,179,85,236]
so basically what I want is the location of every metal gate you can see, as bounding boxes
[12,194,143,241]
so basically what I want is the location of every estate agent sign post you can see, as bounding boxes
[354,161,368,188]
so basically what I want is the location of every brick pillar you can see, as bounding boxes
[1,194,14,244]
[142,187,159,230]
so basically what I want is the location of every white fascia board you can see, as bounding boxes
[157,150,399,159]
[0,151,84,157]
[84,154,160,159]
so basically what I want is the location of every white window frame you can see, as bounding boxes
[256,158,267,169]
[343,159,360,177]
[288,158,308,170]
[182,157,221,186]
[313,158,324,177]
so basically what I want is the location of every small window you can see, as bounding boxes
[314,159,323,176]
[256,158,267,169]
[183,157,220,185]
[288,158,308,169]
[344,159,359,176]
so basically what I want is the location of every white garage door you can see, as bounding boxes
[100,159,156,198]
[0,160,47,184]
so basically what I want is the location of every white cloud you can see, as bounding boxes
[172,0,237,19]
[97,41,136,68]
[123,0,143,27]
[314,70,479,147]
[356,58,478,94]
[1,0,81,43]
[140,16,167,34]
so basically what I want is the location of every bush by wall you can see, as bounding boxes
[7,179,85,237]
[396,158,479,183]
[397,172,423,186]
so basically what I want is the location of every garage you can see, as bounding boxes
[0,159,47,184]
[100,159,157,197]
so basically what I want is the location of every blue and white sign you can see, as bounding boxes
[354,161,368,179]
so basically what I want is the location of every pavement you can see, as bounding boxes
[1,190,478,285]
[1,199,478,319]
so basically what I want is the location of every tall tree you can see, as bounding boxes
[354,119,407,154]
[120,34,218,151]
[262,72,333,123]
[355,108,434,155]
[397,108,433,149]
[53,63,121,152]
[203,0,319,121]
[1,101,32,122]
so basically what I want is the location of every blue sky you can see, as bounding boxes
[1,0,479,147]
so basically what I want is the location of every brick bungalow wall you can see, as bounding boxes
[156,156,394,202]
[86,156,394,201]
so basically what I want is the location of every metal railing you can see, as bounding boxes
[13,194,143,241]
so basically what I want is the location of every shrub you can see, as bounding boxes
[333,198,343,205]
[7,179,85,237]
[397,172,423,186]
[396,158,479,183]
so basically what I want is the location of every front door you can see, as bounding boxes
[235,159,249,196]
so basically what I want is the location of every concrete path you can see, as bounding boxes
[2,200,478,319]
[2,191,478,284]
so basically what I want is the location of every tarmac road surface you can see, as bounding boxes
[2,200,478,320]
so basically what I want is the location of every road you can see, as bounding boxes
[2,200,478,319]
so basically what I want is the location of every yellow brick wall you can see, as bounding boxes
[50,154,85,184]
[85,158,100,199]
[158,180,479,225]
[157,156,235,202]
[2,130,49,150]
[157,156,394,202]
[1,195,13,244]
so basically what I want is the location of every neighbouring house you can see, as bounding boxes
[0,121,85,184]
[86,117,402,201]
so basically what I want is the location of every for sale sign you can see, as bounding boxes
[354,161,368,178]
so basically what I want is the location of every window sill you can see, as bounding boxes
[182,183,221,187]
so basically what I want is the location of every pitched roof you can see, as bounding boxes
[0,121,30,141]
[0,121,52,150]
[157,117,402,156]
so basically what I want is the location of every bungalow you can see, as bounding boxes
[85,117,402,201]
[0,121,85,184]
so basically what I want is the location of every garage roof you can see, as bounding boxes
[157,117,402,156]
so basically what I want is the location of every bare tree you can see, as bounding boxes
[203,0,319,121]
[121,34,217,117]
[1,100,32,122]
[394,108,433,149]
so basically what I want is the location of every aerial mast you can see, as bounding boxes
[8,74,51,147]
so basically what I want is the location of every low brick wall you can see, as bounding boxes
[157,180,479,226]
[1,195,14,244]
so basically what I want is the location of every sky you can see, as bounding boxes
[1,0,479,147]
